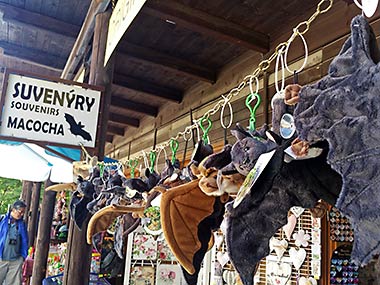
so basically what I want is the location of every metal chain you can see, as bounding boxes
[111,0,117,10]
[124,0,334,167]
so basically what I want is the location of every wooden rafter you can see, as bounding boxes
[113,73,183,103]
[0,41,67,69]
[143,0,269,53]
[0,3,80,38]
[107,125,125,136]
[109,113,140,128]
[117,42,216,83]
[110,96,158,117]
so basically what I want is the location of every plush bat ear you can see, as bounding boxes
[125,178,149,193]
[231,123,251,141]
[202,144,232,170]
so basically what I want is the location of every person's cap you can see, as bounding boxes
[12,200,27,210]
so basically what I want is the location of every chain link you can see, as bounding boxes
[125,0,334,166]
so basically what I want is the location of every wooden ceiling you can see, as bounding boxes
[106,0,325,142]
[0,0,91,69]
[0,0,352,144]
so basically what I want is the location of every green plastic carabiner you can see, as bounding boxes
[128,159,138,178]
[199,117,212,145]
[170,139,179,165]
[245,93,261,131]
[149,151,157,173]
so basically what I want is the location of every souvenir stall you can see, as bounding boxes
[98,0,380,284]
[41,0,380,284]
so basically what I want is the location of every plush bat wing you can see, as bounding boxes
[86,204,145,244]
[70,191,92,229]
[45,182,77,192]
[64,113,92,141]
[294,15,380,265]
[160,179,227,285]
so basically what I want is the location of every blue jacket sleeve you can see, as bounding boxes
[19,221,28,259]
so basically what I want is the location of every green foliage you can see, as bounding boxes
[0,178,22,214]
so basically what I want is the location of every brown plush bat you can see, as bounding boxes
[160,179,229,285]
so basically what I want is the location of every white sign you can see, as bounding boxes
[104,0,147,65]
[0,72,102,148]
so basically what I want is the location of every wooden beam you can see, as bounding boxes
[109,113,140,128]
[111,96,158,117]
[117,42,216,83]
[0,3,80,38]
[61,0,111,79]
[143,0,269,53]
[107,125,125,136]
[113,73,183,103]
[0,41,67,69]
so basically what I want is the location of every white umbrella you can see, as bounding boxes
[0,142,74,183]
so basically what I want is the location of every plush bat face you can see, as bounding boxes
[230,125,277,176]
[199,168,221,196]
[216,172,245,195]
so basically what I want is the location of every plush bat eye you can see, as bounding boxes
[244,147,249,152]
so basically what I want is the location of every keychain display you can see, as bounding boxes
[329,207,354,242]
[330,245,359,285]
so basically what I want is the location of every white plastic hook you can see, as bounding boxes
[193,120,201,142]
[354,0,378,17]
[271,47,286,109]
[220,95,233,129]
[183,127,193,142]
[275,46,285,94]
[284,31,309,74]
[155,145,168,173]
[141,150,149,170]
[249,75,259,95]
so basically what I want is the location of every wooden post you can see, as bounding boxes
[63,8,113,285]
[31,180,56,285]
[27,182,41,247]
[22,181,34,227]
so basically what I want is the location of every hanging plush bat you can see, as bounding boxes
[224,126,342,285]
[294,15,380,265]
[159,179,229,285]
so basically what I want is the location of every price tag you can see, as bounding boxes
[233,150,276,208]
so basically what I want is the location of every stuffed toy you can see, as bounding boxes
[196,145,244,196]
[70,172,99,229]
[294,15,380,265]
[159,179,229,285]
[225,127,341,285]
[226,124,277,176]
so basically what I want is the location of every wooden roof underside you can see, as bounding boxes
[0,0,355,144]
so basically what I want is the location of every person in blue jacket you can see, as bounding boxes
[0,200,28,285]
